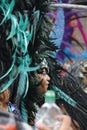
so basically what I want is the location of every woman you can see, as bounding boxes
[36,58,50,94]
[26,58,51,125]
[0,88,22,121]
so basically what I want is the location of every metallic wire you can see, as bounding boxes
[50,3,87,10]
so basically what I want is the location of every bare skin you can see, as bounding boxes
[0,89,10,111]
[38,68,50,94]
[36,115,73,130]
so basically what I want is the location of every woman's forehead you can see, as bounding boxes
[37,67,49,74]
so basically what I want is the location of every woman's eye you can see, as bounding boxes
[37,68,48,75]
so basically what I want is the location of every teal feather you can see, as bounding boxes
[0,66,18,93]
[52,86,87,114]
[17,13,33,54]
[51,85,77,107]
[18,72,28,97]
[0,0,7,3]
[0,49,16,80]
[25,66,40,72]
[7,15,18,40]
[0,0,15,25]
[17,53,40,98]
[18,12,29,31]
[21,100,28,123]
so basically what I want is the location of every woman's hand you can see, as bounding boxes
[58,115,73,130]
[36,115,73,130]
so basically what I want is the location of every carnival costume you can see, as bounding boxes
[0,0,87,130]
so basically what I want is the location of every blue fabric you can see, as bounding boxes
[8,102,22,121]
[50,1,65,47]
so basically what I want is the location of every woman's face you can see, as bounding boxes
[0,89,10,103]
[37,68,50,94]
